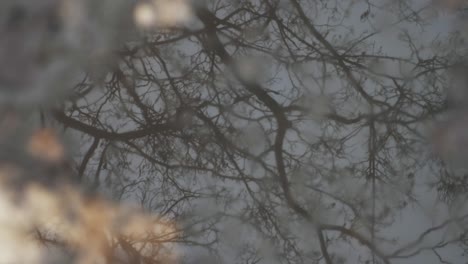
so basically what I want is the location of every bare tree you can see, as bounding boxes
[2,0,468,263]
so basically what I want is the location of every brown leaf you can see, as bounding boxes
[28,128,64,163]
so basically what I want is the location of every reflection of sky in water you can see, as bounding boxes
[2,0,468,263]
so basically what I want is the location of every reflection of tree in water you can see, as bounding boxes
[2,0,468,263]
